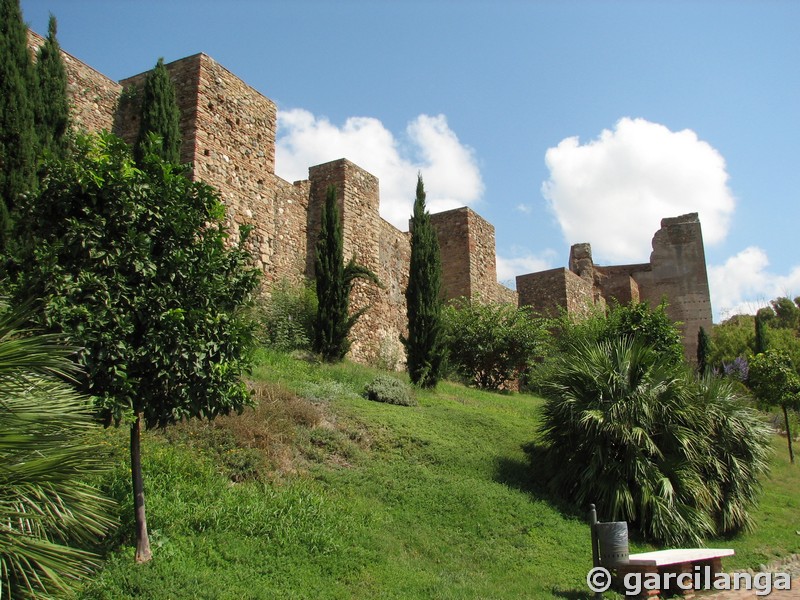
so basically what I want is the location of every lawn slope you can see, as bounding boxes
[80,350,800,599]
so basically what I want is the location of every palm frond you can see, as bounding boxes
[0,309,116,598]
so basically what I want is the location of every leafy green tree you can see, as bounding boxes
[134,57,181,165]
[34,14,69,158]
[711,314,754,369]
[539,336,771,545]
[771,297,800,331]
[12,132,259,562]
[442,298,544,390]
[0,305,115,599]
[749,349,800,464]
[403,174,445,387]
[0,0,38,248]
[313,185,380,362]
[697,326,711,374]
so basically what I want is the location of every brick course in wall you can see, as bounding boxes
[28,30,712,363]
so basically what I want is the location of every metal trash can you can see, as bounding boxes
[595,521,629,567]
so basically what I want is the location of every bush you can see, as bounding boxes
[259,279,318,352]
[546,300,685,366]
[364,375,416,406]
[538,336,771,546]
[442,299,544,390]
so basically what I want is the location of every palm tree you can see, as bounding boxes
[538,336,770,546]
[0,306,116,599]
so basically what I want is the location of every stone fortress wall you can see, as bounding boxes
[28,31,712,364]
[517,214,713,361]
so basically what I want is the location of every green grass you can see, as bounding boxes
[78,349,800,599]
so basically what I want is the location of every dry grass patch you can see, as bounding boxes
[164,380,370,479]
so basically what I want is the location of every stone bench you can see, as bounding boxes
[618,548,735,599]
[588,505,735,599]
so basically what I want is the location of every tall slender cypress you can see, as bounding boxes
[0,0,38,247]
[35,14,69,158]
[314,186,348,361]
[403,174,444,387]
[696,326,711,375]
[755,309,769,355]
[313,185,379,362]
[134,57,181,165]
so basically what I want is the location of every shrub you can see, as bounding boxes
[442,298,544,390]
[546,300,685,366]
[538,336,771,546]
[722,356,749,382]
[259,279,317,352]
[364,375,416,406]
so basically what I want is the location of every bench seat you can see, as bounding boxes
[616,548,735,599]
[628,548,734,566]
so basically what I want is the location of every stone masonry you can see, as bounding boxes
[28,30,712,363]
[517,213,713,361]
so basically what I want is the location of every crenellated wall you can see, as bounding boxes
[28,30,711,364]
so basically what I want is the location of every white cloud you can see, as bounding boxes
[496,248,558,286]
[275,109,483,230]
[515,203,533,214]
[709,247,800,321]
[542,117,736,264]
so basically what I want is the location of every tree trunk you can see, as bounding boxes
[131,413,153,562]
[782,405,795,464]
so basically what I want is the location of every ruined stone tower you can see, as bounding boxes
[517,213,713,361]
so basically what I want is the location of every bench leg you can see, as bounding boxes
[615,565,662,599]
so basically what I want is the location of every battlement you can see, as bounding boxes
[29,30,711,364]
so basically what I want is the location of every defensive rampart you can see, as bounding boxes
[28,30,711,363]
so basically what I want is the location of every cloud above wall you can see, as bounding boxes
[275,109,483,230]
[542,117,736,264]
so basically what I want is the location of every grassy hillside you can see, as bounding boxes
[79,350,800,599]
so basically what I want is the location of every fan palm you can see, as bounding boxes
[0,307,116,599]
[538,336,770,546]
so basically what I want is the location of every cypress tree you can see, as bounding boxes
[35,14,69,158]
[134,57,181,165]
[755,308,770,355]
[313,185,379,362]
[696,326,711,375]
[403,174,444,387]
[0,0,38,248]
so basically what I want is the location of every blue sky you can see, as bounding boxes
[20,0,800,321]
